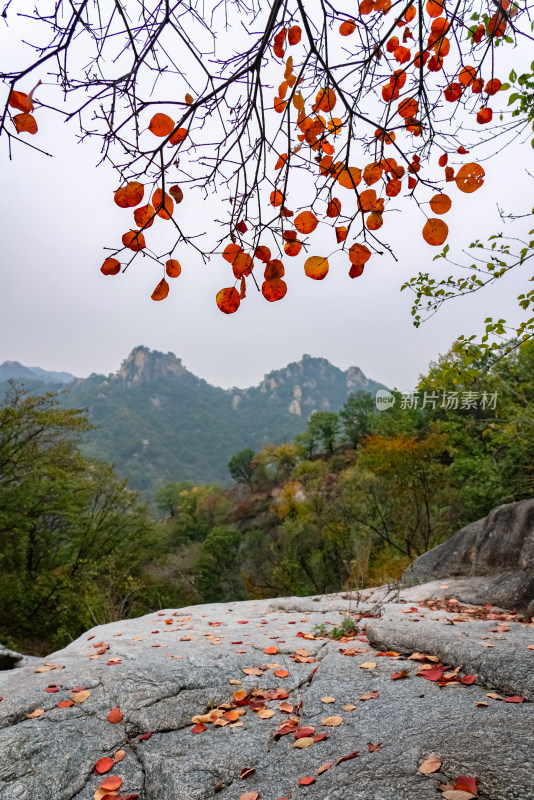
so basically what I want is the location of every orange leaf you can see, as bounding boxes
[349,243,371,266]
[299,777,316,786]
[314,88,336,112]
[485,78,502,95]
[122,230,146,251]
[264,259,285,280]
[255,245,272,263]
[284,240,302,256]
[13,113,37,134]
[270,190,284,207]
[304,256,329,280]
[273,669,289,677]
[422,218,448,246]
[185,93,194,105]
[223,243,243,264]
[169,128,188,145]
[336,165,362,190]
[357,189,377,212]
[262,279,287,301]
[166,259,182,278]
[148,113,174,137]
[426,0,444,16]
[398,98,418,119]
[429,194,451,214]
[459,66,476,87]
[288,25,301,45]
[101,258,121,276]
[152,189,174,220]
[99,776,123,791]
[326,198,341,218]
[455,163,485,193]
[362,162,383,186]
[275,153,288,170]
[134,204,155,229]
[152,278,169,300]
[9,89,35,113]
[335,226,348,243]
[95,757,114,774]
[216,287,240,314]
[294,210,319,234]
[339,20,356,35]
[107,707,123,724]
[264,646,279,655]
[232,251,253,278]
[476,107,492,124]
[114,182,144,209]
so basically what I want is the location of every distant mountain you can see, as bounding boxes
[0,360,76,384]
[0,347,386,490]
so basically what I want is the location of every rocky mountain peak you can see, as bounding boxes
[113,346,187,387]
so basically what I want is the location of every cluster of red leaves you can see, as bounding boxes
[100,115,189,299]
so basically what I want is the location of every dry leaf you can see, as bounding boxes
[475,701,489,708]
[418,755,442,774]
[322,715,343,727]
[342,704,356,711]
[359,662,376,669]
[359,690,379,701]
[294,737,314,748]
[72,690,91,703]
[114,750,126,763]
[239,793,259,800]
[321,697,336,704]
[316,761,333,775]
[26,709,44,718]
[230,679,242,685]
[242,668,263,676]
[441,792,476,800]
[257,709,275,719]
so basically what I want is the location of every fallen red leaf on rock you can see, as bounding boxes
[454,775,478,794]
[335,751,360,765]
[107,707,123,723]
[138,732,152,741]
[95,757,114,774]
[273,669,289,678]
[298,777,316,786]
[191,723,206,734]
[240,767,256,780]
[460,675,477,685]
[505,695,524,703]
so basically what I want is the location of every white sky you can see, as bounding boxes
[1,2,532,392]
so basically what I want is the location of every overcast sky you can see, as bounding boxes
[1,3,532,392]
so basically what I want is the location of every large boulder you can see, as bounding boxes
[402,499,534,613]
[1,594,533,800]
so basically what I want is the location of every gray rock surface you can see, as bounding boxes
[402,499,534,611]
[1,590,533,800]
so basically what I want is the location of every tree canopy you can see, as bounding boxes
[2,0,532,316]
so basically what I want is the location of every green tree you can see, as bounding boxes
[228,448,256,488]
[339,391,376,448]
[307,411,341,456]
[195,526,247,603]
[0,383,155,652]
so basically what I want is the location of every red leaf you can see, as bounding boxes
[191,723,207,734]
[138,732,152,740]
[505,695,524,703]
[460,675,477,685]
[95,757,114,774]
[335,751,359,765]
[107,707,123,724]
[298,777,316,786]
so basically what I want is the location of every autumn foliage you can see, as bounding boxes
[1,0,525,310]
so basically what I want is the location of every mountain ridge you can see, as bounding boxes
[0,347,387,489]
